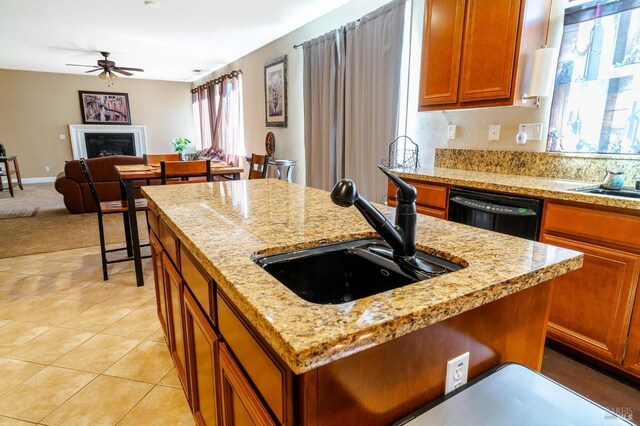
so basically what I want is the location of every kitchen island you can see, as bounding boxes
[143,179,582,425]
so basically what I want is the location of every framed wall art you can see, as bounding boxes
[264,55,287,127]
[78,91,131,125]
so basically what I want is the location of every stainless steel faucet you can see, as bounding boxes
[330,165,418,261]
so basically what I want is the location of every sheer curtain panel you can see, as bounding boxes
[192,71,244,162]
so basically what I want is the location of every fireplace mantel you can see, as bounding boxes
[68,124,148,159]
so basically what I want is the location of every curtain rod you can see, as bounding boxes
[191,70,242,92]
[293,43,303,49]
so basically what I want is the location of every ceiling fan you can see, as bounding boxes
[66,51,144,82]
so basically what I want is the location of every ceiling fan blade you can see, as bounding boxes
[114,67,144,72]
[111,68,133,76]
[85,68,102,73]
[65,64,97,67]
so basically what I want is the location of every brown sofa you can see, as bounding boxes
[55,155,145,214]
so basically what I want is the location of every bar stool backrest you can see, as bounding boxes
[248,154,269,179]
[143,153,181,165]
[79,158,103,214]
[160,160,212,184]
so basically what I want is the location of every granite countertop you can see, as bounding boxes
[142,179,582,374]
[395,167,640,211]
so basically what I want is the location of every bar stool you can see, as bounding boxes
[248,154,269,179]
[79,158,150,281]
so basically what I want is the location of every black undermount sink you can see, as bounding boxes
[252,238,463,305]
[572,187,640,199]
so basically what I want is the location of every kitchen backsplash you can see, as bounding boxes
[435,149,640,184]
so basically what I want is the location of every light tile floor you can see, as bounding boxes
[0,246,194,425]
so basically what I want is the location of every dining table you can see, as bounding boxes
[115,163,243,286]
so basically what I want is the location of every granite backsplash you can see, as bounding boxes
[435,149,640,184]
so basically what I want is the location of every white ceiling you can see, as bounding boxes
[0,0,351,82]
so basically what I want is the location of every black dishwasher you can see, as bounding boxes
[448,187,543,240]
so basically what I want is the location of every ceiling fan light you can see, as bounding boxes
[98,71,107,80]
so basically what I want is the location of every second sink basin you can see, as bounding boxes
[572,186,640,199]
[253,238,463,305]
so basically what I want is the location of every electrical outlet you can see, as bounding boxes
[447,125,457,140]
[445,352,469,394]
[488,124,501,141]
[44,166,50,172]
[518,123,544,141]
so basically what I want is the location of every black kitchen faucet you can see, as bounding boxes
[330,165,418,261]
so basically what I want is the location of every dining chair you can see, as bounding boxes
[143,153,181,166]
[160,159,212,185]
[248,154,269,179]
[79,158,150,281]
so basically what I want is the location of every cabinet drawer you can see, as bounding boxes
[543,202,640,250]
[387,180,448,210]
[148,208,159,237]
[217,294,287,424]
[414,182,448,209]
[159,218,179,267]
[181,246,215,326]
[417,205,446,219]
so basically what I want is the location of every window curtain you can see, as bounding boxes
[302,0,406,201]
[344,0,406,202]
[197,85,211,149]
[191,91,203,150]
[303,29,345,191]
[192,71,244,163]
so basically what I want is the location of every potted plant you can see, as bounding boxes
[171,137,192,160]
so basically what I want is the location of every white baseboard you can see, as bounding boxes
[10,177,57,184]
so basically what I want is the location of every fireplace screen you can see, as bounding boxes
[85,133,135,158]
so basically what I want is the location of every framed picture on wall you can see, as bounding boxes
[264,55,287,127]
[78,91,131,124]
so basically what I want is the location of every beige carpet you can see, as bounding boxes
[0,183,148,259]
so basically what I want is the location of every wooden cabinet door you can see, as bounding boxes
[184,288,219,426]
[624,288,640,375]
[163,252,189,395]
[458,0,521,102]
[219,343,275,426]
[150,234,169,348]
[541,234,640,365]
[419,0,466,106]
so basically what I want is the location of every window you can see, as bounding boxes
[549,0,640,154]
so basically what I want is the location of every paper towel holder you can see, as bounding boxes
[522,46,559,108]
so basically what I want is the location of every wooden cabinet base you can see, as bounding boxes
[297,281,552,425]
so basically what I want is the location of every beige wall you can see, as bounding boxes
[194,0,390,184]
[0,69,194,179]
[408,0,571,167]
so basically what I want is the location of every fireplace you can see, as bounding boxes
[85,133,135,158]
[68,124,148,160]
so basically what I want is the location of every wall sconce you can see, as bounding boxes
[522,47,559,107]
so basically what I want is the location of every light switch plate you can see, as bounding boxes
[488,124,500,141]
[518,123,544,141]
[59,134,66,140]
[447,125,457,140]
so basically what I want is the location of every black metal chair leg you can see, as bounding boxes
[122,211,133,257]
[97,212,109,280]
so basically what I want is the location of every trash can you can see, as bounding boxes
[394,363,633,425]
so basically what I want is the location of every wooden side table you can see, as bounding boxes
[0,156,24,197]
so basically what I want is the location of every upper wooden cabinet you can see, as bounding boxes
[419,0,550,111]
